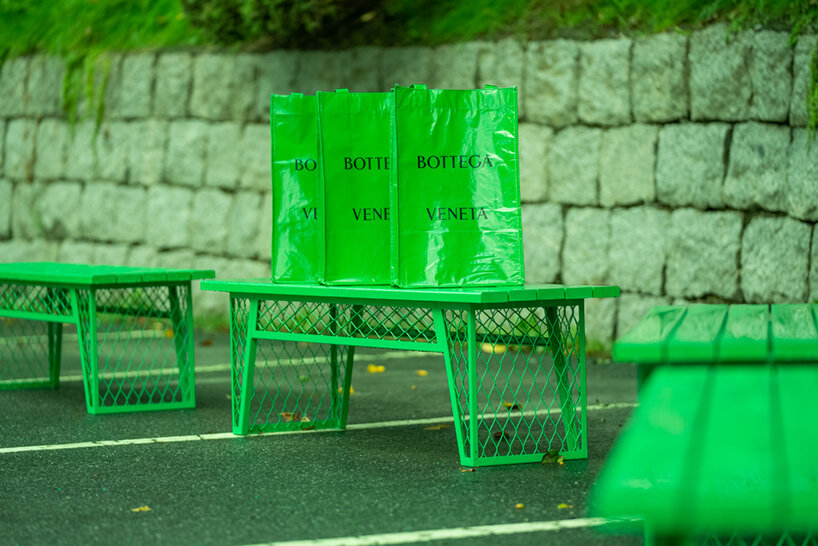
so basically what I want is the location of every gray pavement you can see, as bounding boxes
[0,330,642,545]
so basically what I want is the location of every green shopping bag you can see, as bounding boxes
[270,93,323,283]
[390,85,525,287]
[318,89,392,285]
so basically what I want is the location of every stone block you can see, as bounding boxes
[189,189,232,253]
[57,241,97,264]
[631,33,688,122]
[25,56,63,117]
[239,124,272,191]
[205,123,241,188]
[0,179,11,238]
[811,228,818,303]
[430,42,480,89]
[609,207,669,296]
[656,123,729,209]
[154,52,193,117]
[39,181,83,239]
[741,216,810,303]
[110,53,154,118]
[562,207,610,285]
[34,119,67,180]
[585,297,617,353]
[81,182,146,243]
[478,38,525,116]
[578,38,631,125]
[129,120,168,185]
[547,127,600,205]
[94,243,130,266]
[0,120,5,175]
[295,50,343,92]
[95,54,123,120]
[257,192,272,261]
[336,47,382,92]
[599,124,658,207]
[64,121,97,180]
[790,35,818,127]
[166,120,207,186]
[521,203,563,284]
[723,122,789,212]
[5,119,37,181]
[255,51,298,121]
[11,182,42,238]
[0,239,58,263]
[616,293,671,340]
[666,208,742,299]
[0,57,28,117]
[749,31,792,122]
[127,245,159,268]
[146,186,192,249]
[787,129,818,221]
[226,192,262,258]
[155,249,196,271]
[524,40,579,127]
[380,47,433,89]
[689,25,751,121]
[790,35,817,126]
[518,123,552,203]
[94,122,129,182]
[190,54,256,120]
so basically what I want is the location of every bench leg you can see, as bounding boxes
[236,299,259,435]
[73,288,102,414]
[47,322,62,389]
[167,283,195,404]
[545,305,581,454]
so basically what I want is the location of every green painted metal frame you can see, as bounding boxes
[0,266,209,414]
[220,286,597,467]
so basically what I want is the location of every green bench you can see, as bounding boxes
[200,279,619,467]
[0,262,214,414]
[592,303,818,544]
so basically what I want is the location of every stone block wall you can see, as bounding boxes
[1,24,816,348]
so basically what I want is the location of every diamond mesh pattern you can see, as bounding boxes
[82,285,194,409]
[230,296,250,428]
[701,531,818,545]
[257,300,436,344]
[0,317,53,387]
[0,283,72,317]
[444,304,584,462]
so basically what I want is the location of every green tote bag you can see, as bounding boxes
[390,85,525,287]
[270,93,324,283]
[318,89,392,285]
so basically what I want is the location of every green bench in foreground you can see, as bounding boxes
[201,279,619,467]
[592,303,818,544]
[0,262,214,414]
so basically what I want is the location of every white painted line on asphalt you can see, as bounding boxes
[0,402,636,455]
[0,350,434,385]
[250,517,639,545]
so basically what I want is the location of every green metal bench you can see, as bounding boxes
[592,303,818,545]
[0,262,214,414]
[200,280,619,467]
[614,303,818,389]
[591,365,818,545]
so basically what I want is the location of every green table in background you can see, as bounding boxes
[592,303,818,545]
[0,263,214,414]
[201,280,619,468]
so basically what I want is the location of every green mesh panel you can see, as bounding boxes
[256,300,436,343]
[230,296,250,429]
[699,531,817,546]
[443,303,585,463]
[79,284,195,412]
[0,282,72,316]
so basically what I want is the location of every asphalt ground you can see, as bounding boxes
[0,329,641,546]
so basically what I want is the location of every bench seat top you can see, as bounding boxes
[591,365,818,536]
[614,304,818,364]
[0,262,215,286]
[200,279,620,304]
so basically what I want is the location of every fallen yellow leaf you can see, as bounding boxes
[131,505,151,512]
[165,329,174,338]
[502,401,521,411]
[515,503,524,509]
[338,386,355,394]
[367,364,385,373]
[481,343,506,354]
[416,369,428,377]
[557,503,573,510]
[424,423,451,431]
[411,385,417,390]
